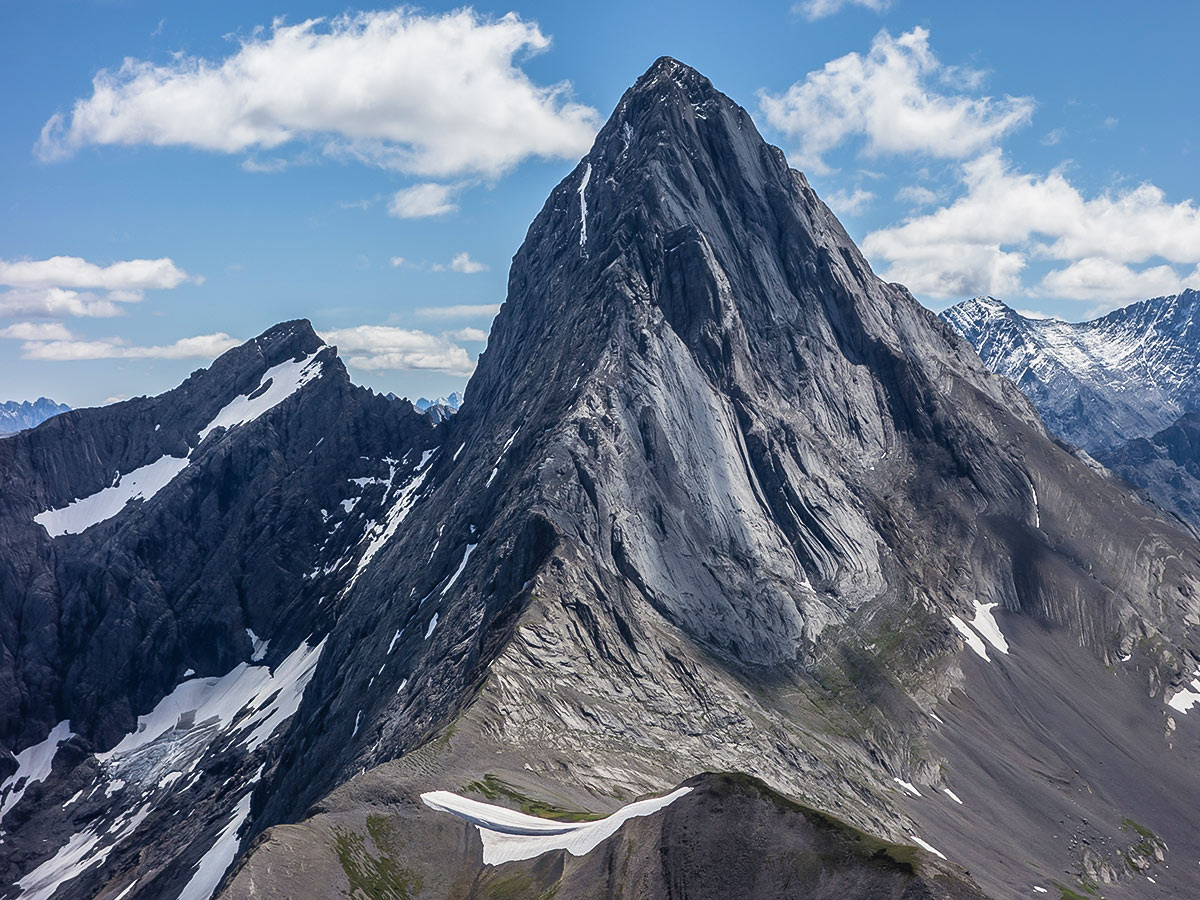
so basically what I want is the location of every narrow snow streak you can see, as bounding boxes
[578,162,592,249]
[440,544,478,597]
[909,833,947,860]
[421,786,692,865]
[176,789,255,900]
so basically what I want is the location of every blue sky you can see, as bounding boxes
[3,0,1198,407]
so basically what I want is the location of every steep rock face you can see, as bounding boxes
[0,398,70,436]
[1100,411,1200,532]
[229,60,1200,900]
[941,292,1200,453]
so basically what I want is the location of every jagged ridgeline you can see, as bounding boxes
[4,58,1200,900]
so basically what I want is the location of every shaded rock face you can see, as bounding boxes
[8,58,1200,900]
[941,292,1200,454]
[0,321,437,898]
[0,398,70,436]
[1100,411,1200,532]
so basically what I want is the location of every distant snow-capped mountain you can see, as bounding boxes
[0,397,70,435]
[940,290,1200,453]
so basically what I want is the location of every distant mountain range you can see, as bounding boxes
[0,397,70,435]
[941,291,1200,454]
[943,291,1200,531]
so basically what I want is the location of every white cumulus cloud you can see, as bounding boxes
[861,151,1200,305]
[758,27,1033,172]
[0,256,191,290]
[388,183,461,219]
[320,325,475,375]
[38,9,600,178]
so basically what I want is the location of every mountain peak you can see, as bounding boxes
[627,56,717,104]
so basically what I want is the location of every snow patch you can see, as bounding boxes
[245,628,269,662]
[15,803,151,900]
[893,777,921,798]
[0,720,74,823]
[421,786,692,865]
[949,615,989,661]
[424,613,439,640]
[176,786,256,900]
[97,638,325,779]
[35,455,190,537]
[908,833,946,860]
[440,544,477,598]
[1167,665,1200,713]
[942,787,963,805]
[197,352,323,442]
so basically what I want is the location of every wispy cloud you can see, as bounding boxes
[431,252,488,274]
[320,324,475,375]
[414,303,501,319]
[793,0,891,22]
[18,333,239,360]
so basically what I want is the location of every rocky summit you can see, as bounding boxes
[5,59,1200,900]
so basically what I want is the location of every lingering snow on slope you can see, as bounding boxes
[1167,666,1200,713]
[948,601,1009,661]
[970,602,1009,654]
[440,543,477,598]
[942,787,964,805]
[578,162,592,250]
[949,615,990,661]
[0,720,74,823]
[15,803,151,900]
[198,352,323,442]
[97,638,325,772]
[347,449,437,591]
[34,454,190,537]
[893,778,921,798]
[421,786,692,865]
[176,782,257,900]
[909,833,947,860]
[485,427,521,487]
[424,613,439,640]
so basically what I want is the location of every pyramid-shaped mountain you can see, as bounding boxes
[5,58,1200,900]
